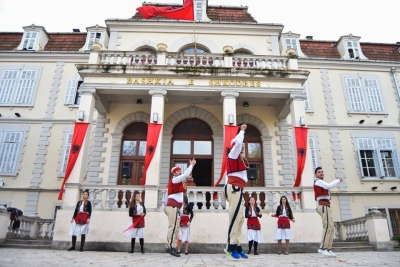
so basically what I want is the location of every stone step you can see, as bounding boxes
[0,243,52,249]
[4,238,52,245]
[331,246,375,252]
[332,241,370,247]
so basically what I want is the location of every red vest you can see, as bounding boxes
[227,156,248,174]
[314,183,329,200]
[167,178,187,195]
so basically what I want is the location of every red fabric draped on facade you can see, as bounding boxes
[58,122,89,200]
[293,127,308,200]
[137,0,194,20]
[140,123,163,185]
[214,125,239,187]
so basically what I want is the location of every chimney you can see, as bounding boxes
[73,29,80,32]
[306,36,313,40]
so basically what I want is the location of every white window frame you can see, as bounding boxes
[64,75,82,106]
[308,132,320,172]
[87,32,102,50]
[341,74,386,115]
[58,132,73,178]
[22,31,38,50]
[356,137,400,180]
[284,38,298,52]
[0,131,23,175]
[346,41,360,59]
[303,80,314,112]
[0,65,42,107]
[194,0,203,21]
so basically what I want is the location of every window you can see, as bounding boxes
[60,133,73,175]
[285,38,298,52]
[346,41,360,59]
[0,69,38,106]
[64,80,83,105]
[180,45,209,53]
[0,132,23,174]
[356,138,400,178]
[233,49,252,55]
[194,0,202,20]
[87,32,102,50]
[303,82,310,110]
[309,137,318,170]
[22,31,38,50]
[343,76,384,113]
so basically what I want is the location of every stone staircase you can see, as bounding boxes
[0,238,52,249]
[332,240,375,252]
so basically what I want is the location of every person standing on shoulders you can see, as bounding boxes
[271,196,295,255]
[245,196,263,255]
[124,192,146,254]
[223,124,249,259]
[314,167,343,257]
[165,158,196,257]
[68,189,92,252]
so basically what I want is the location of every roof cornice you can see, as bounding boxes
[298,57,400,71]
[0,51,89,62]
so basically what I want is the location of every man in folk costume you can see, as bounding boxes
[314,167,343,257]
[165,158,196,257]
[223,124,249,259]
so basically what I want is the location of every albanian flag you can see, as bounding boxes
[137,0,194,20]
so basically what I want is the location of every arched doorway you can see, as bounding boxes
[118,122,147,185]
[171,118,213,186]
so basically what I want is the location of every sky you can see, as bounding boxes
[0,0,399,43]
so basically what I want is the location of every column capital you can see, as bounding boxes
[149,89,167,96]
[290,93,306,101]
[221,91,239,98]
[78,87,96,95]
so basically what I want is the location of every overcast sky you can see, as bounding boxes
[0,0,399,43]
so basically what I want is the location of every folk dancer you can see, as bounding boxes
[245,196,263,255]
[176,194,194,255]
[314,167,343,257]
[223,124,249,259]
[165,158,196,257]
[124,192,146,254]
[271,196,295,255]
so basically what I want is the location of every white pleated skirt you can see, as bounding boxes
[69,222,90,236]
[247,229,264,243]
[178,225,191,242]
[123,219,144,238]
[274,228,293,240]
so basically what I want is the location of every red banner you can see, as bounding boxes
[58,122,89,200]
[137,0,194,20]
[140,123,163,185]
[214,125,239,186]
[293,127,308,200]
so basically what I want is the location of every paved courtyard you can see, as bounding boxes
[0,248,399,266]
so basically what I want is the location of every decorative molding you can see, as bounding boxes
[320,68,336,125]
[168,35,220,53]
[221,91,239,99]
[45,62,64,118]
[24,192,40,216]
[298,58,400,71]
[107,112,150,185]
[275,119,294,186]
[0,51,89,62]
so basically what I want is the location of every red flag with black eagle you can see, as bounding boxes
[292,127,308,200]
[58,122,89,200]
[136,0,194,20]
[140,123,163,185]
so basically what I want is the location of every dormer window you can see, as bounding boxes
[22,31,38,50]
[88,32,102,50]
[347,41,360,59]
[194,0,202,20]
[285,38,298,52]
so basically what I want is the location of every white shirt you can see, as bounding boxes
[314,178,341,201]
[227,130,248,182]
[168,165,194,203]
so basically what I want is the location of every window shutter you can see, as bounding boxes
[356,138,374,178]
[14,70,37,104]
[23,32,37,50]
[195,0,202,20]
[353,41,360,58]
[0,70,18,104]
[303,82,310,110]
[0,132,22,174]
[64,80,78,105]
[285,38,297,51]
[345,78,365,111]
[88,32,95,50]
[375,138,392,178]
[61,133,73,174]
[309,137,317,170]
[393,150,400,177]
[363,78,383,112]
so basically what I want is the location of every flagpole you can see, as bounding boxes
[193,18,197,66]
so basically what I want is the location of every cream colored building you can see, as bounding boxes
[0,1,398,251]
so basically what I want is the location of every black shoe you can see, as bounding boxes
[79,248,83,252]
[141,249,145,254]
[166,248,170,253]
[185,252,189,255]
[68,247,75,251]
[254,251,259,255]
[247,250,251,254]
[129,250,134,253]
[170,248,180,257]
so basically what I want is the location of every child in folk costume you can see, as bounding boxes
[271,196,295,255]
[124,192,146,254]
[245,196,264,255]
[68,189,92,252]
[176,194,194,255]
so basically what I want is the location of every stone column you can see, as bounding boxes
[0,206,9,244]
[289,94,314,209]
[145,89,167,209]
[62,87,96,208]
[365,208,394,251]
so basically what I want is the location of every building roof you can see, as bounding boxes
[300,40,400,61]
[44,33,87,51]
[131,3,257,23]
[0,32,23,50]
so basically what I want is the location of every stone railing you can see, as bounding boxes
[81,185,302,211]
[334,216,368,241]
[7,215,55,240]
[97,51,289,70]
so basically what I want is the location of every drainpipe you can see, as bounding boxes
[390,67,400,100]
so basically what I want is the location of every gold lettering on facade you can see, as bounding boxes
[222,80,228,86]
[167,79,174,85]
[127,78,133,84]
[207,79,261,87]
[188,79,194,85]
[155,78,161,85]
[126,78,175,85]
